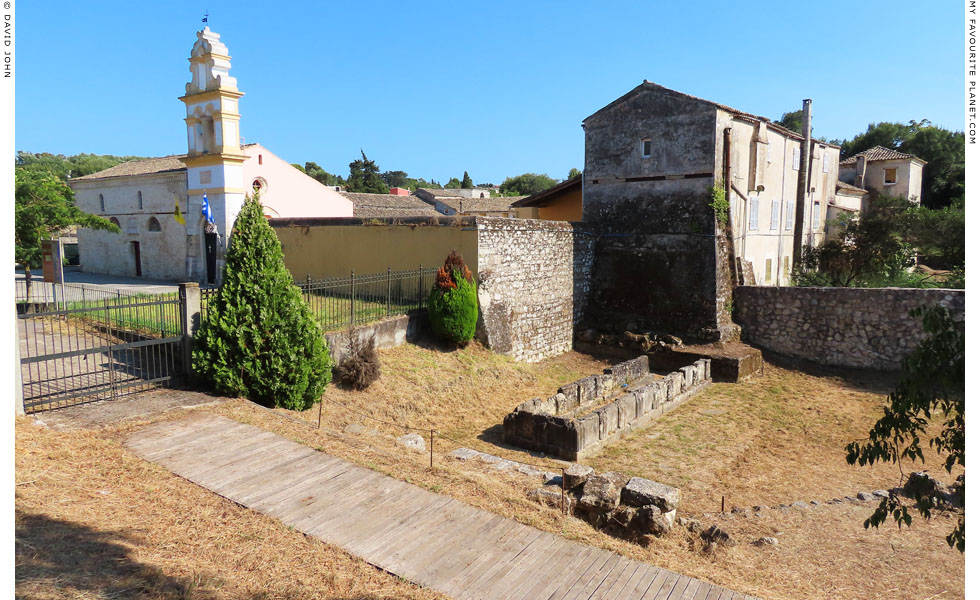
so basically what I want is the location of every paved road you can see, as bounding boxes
[127,415,758,600]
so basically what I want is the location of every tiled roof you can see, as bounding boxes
[839,145,924,166]
[71,155,187,180]
[835,180,868,196]
[341,192,442,218]
[438,197,522,213]
[512,175,582,208]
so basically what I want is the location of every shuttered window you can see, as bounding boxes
[770,198,779,230]
[785,200,794,230]
[792,148,801,171]
[749,196,759,230]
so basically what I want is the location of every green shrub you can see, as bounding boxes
[427,251,478,345]
[192,195,332,411]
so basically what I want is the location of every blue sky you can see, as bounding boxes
[15,0,965,185]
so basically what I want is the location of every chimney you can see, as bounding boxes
[854,155,867,189]
[792,99,812,267]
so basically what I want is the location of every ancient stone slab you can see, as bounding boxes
[574,375,599,407]
[397,433,425,453]
[856,492,876,501]
[622,355,650,382]
[575,413,600,450]
[449,447,480,461]
[621,477,680,512]
[615,393,637,427]
[679,365,695,390]
[563,464,594,490]
[597,403,618,440]
[579,472,622,512]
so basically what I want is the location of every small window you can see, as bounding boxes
[258,154,263,165]
[792,148,801,171]
[99,194,105,212]
[783,256,790,279]
[252,177,267,195]
[147,217,162,232]
[109,217,120,227]
[822,153,830,173]
[641,138,652,158]
[770,198,779,231]
[765,258,772,283]
[784,200,794,230]
[884,167,898,185]
[138,191,143,210]
[748,196,759,231]
[812,202,820,229]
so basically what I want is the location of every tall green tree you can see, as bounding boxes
[192,194,332,411]
[15,170,120,300]
[499,173,557,196]
[346,150,389,194]
[461,171,473,188]
[381,170,409,189]
[567,168,581,180]
[846,305,964,552]
[775,110,805,135]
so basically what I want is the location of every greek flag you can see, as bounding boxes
[201,192,214,224]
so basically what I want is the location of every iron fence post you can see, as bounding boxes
[349,270,355,326]
[386,267,391,317]
[418,264,423,311]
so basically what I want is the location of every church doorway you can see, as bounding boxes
[204,229,218,285]
[132,241,142,277]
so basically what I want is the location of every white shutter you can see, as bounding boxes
[822,153,830,173]
[785,200,794,230]
[770,198,779,230]
[749,196,759,230]
[813,202,820,228]
[792,148,801,171]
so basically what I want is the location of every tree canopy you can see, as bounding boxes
[461,171,473,188]
[16,151,148,181]
[346,150,390,194]
[567,168,581,180]
[499,173,557,196]
[15,170,120,296]
[845,305,964,552]
[839,120,964,209]
[775,110,805,135]
[303,161,345,187]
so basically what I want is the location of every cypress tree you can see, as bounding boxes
[192,195,332,410]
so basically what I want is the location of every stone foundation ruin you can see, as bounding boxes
[502,355,712,461]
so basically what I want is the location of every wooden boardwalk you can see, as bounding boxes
[126,415,757,600]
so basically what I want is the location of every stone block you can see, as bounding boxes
[579,472,622,512]
[679,365,695,390]
[397,433,425,453]
[635,384,656,414]
[621,477,680,512]
[597,373,618,398]
[692,360,705,383]
[615,393,637,427]
[553,392,572,415]
[652,380,667,409]
[623,355,650,381]
[575,413,600,450]
[563,464,594,489]
[700,358,711,381]
[664,372,683,400]
[597,403,619,439]
[558,382,579,405]
[635,505,674,537]
[575,375,598,407]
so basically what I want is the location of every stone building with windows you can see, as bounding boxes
[581,81,840,341]
[70,27,352,283]
[838,145,925,203]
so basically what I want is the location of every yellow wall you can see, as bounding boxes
[537,188,583,221]
[273,222,479,280]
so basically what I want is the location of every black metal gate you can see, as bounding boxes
[17,284,186,414]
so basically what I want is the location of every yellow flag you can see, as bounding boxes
[174,195,186,225]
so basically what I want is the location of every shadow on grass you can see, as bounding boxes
[15,511,220,599]
[758,349,900,396]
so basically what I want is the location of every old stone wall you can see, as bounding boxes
[503,356,712,460]
[734,286,965,370]
[475,217,594,363]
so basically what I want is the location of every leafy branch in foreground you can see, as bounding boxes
[845,305,964,551]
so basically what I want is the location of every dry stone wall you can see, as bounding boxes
[503,356,712,460]
[475,217,595,363]
[734,286,965,370]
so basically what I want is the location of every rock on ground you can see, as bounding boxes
[621,477,680,512]
[397,433,425,452]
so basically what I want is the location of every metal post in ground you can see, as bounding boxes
[430,429,434,468]
[561,468,566,515]
[386,267,391,317]
[318,400,323,429]
[418,264,423,311]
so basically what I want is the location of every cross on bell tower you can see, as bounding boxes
[178,26,246,284]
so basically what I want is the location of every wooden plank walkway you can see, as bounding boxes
[125,414,758,600]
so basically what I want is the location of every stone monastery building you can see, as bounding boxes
[70,28,353,284]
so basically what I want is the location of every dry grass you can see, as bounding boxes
[15,416,448,600]
[17,341,965,600]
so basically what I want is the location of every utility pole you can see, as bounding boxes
[792,99,812,268]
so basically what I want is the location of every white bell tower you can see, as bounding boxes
[178,27,246,283]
